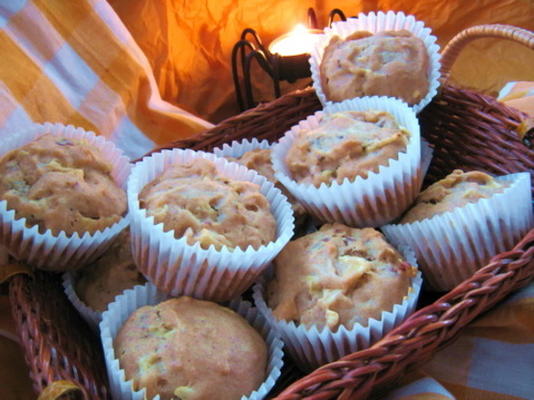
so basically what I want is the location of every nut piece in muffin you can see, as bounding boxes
[225,148,307,218]
[0,133,126,235]
[114,297,267,400]
[320,30,429,105]
[401,170,510,223]
[285,110,409,187]
[75,230,146,312]
[267,223,416,330]
[139,157,276,251]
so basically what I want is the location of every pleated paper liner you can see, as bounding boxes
[0,123,130,271]
[271,96,424,228]
[100,283,284,400]
[309,10,441,113]
[382,172,533,291]
[253,246,422,372]
[213,138,309,227]
[213,137,271,157]
[62,272,102,331]
[128,148,294,302]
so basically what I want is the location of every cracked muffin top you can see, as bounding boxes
[138,157,276,251]
[400,170,509,223]
[0,133,126,235]
[320,30,429,105]
[267,223,416,330]
[285,110,409,187]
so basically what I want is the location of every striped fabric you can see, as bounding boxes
[382,281,534,400]
[498,81,534,117]
[0,0,213,159]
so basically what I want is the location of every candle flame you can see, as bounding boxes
[269,23,322,57]
[292,23,308,35]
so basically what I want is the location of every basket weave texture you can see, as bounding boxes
[6,24,534,400]
[9,271,111,399]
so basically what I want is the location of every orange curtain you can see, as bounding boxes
[109,0,534,123]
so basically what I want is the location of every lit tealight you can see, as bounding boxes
[269,24,323,57]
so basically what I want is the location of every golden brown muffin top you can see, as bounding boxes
[114,297,267,400]
[75,230,146,312]
[226,148,306,218]
[401,170,509,223]
[320,30,429,105]
[0,133,126,235]
[285,110,409,187]
[267,223,416,330]
[226,149,276,182]
[139,157,276,251]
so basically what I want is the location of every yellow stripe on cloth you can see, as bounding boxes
[464,296,534,344]
[7,2,63,64]
[32,0,211,147]
[417,282,534,400]
[0,30,98,132]
[0,0,212,159]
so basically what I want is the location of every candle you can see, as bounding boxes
[268,24,323,57]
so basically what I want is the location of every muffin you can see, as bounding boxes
[226,148,275,185]
[74,230,146,313]
[114,296,268,400]
[309,11,441,113]
[0,123,130,271]
[383,171,532,291]
[138,157,276,251]
[400,169,509,223]
[128,149,294,301]
[284,110,410,187]
[254,223,421,370]
[0,133,126,236]
[221,145,307,220]
[271,97,423,227]
[320,30,429,105]
[267,223,416,330]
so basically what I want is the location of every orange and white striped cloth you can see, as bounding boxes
[383,281,534,400]
[498,81,534,117]
[0,0,212,159]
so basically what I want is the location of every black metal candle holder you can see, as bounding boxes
[231,8,347,111]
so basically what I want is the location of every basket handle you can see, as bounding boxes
[441,24,534,82]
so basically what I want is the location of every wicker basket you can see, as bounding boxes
[7,24,534,400]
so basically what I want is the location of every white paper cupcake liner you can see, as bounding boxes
[63,272,102,331]
[0,123,130,271]
[382,172,533,291]
[128,149,294,302]
[213,138,272,158]
[100,282,284,400]
[213,138,311,226]
[272,96,423,227]
[310,10,441,113]
[253,246,422,372]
